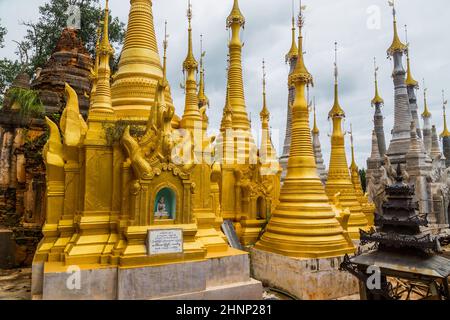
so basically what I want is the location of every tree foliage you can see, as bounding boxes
[20,0,125,71]
[0,19,6,48]
[359,169,367,194]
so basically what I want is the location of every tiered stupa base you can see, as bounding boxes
[251,248,359,300]
[32,250,262,300]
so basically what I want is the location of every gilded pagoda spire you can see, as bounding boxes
[325,42,369,239]
[372,58,384,106]
[312,103,319,135]
[422,86,431,118]
[111,0,174,120]
[198,35,209,110]
[285,0,298,63]
[89,22,102,107]
[422,84,432,154]
[440,91,450,138]
[224,0,250,130]
[181,0,202,130]
[256,5,354,258]
[440,90,450,167]
[90,0,114,115]
[387,0,407,56]
[259,60,278,171]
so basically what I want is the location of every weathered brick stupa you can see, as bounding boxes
[0,27,92,267]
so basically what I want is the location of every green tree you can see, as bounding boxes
[0,20,24,106]
[0,19,6,48]
[359,168,367,194]
[20,0,125,72]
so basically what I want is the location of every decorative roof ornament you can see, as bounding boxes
[198,34,209,108]
[404,25,419,88]
[371,57,384,106]
[162,20,169,84]
[98,0,114,57]
[288,1,313,87]
[387,0,408,57]
[183,0,198,73]
[260,59,270,120]
[285,0,299,63]
[312,98,320,134]
[422,81,431,119]
[227,0,245,28]
[328,42,345,118]
[440,90,450,138]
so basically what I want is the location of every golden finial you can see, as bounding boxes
[440,90,450,138]
[227,0,245,28]
[349,124,358,170]
[372,57,384,106]
[312,97,319,134]
[289,1,313,87]
[183,0,198,72]
[260,59,270,120]
[99,0,113,56]
[329,42,345,118]
[163,20,168,82]
[422,80,431,118]
[387,0,407,56]
[285,0,298,63]
[198,34,209,107]
[404,25,419,88]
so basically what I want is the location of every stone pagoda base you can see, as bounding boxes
[32,252,262,300]
[250,248,358,300]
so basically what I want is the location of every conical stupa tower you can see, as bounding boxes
[422,87,433,155]
[311,103,327,184]
[371,58,387,158]
[255,9,354,258]
[385,3,412,163]
[440,91,450,168]
[180,1,204,132]
[111,0,175,121]
[280,4,299,183]
[405,32,422,138]
[431,125,442,160]
[324,43,368,240]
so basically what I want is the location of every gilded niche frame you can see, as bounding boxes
[131,171,193,226]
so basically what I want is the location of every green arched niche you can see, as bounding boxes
[154,188,176,220]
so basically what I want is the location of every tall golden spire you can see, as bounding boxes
[404,25,419,87]
[90,0,114,115]
[371,57,384,106]
[162,20,168,84]
[259,59,277,166]
[387,0,407,56]
[181,0,202,129]
[285,0,298,63]
[198,35,209,109]
[325,42,369,239]
[89,22,102,105]
[440,90,450,138]
[422,84,431,118]
[111,0,174,120]
[255,5,354,259]
[312,101,319,135]
[328,42,344,118]
[225,0,250,130]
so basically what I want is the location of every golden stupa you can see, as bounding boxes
[215,0,280,245]
[324,44,369,240]
[255,9,355,258]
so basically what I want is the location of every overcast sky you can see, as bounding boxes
[1,0,450,168]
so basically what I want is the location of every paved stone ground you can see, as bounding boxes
[0,268,32,300]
